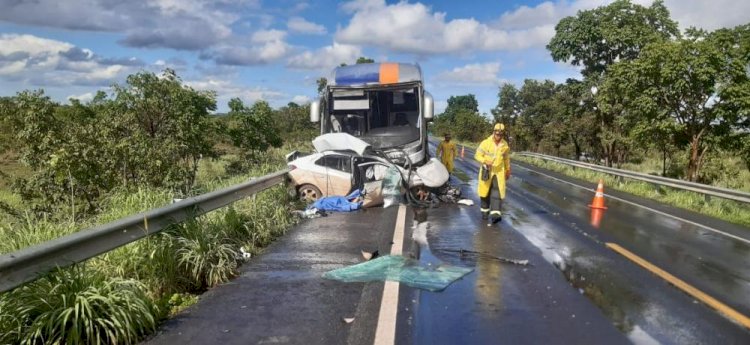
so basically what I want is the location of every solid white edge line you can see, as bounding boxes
[373,204,407,345]
[514,164,750,246]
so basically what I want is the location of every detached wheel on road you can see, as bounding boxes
[298,184,322,202]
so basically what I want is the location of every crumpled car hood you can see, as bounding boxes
[312,133,371,155]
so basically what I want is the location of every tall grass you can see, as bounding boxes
[0,149,298,344]
[0,267,158,345]
[514,155,750,228]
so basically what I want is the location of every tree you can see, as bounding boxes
[440,94,479,124]
[547,0,679,79]
[515,79,558,151]
[113,69,218,191]
[491,83,520,126]
[603,26,750,181]
[316,77,327,95]
[275,102,317,142]
[548,0,680,166]
[551,80,599,160]
[356,57,375,64]
[227,99,282,162]
[431,94,490,142]
[2,70,220,216]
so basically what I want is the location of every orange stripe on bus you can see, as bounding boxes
[379,63,399,84]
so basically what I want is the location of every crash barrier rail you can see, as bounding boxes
[0,169,289,293]
[516,152,750,204]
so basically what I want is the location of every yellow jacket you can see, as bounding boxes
[474,136,511,198]
[436,140,457,162]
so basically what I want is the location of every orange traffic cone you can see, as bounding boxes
[461,145,465,159]
[588,179,607,209]
[590,208,604,228]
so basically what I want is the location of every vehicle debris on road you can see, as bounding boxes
[292,208,328,219]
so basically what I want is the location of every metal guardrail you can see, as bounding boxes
[0,169,289,293]
[516,152,750,204]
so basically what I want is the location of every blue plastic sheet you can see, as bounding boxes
[309,189,363,212]
[322,255,473,292]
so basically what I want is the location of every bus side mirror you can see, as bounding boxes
[423,92,434,121]
[310,100,320,123]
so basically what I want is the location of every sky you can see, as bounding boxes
[0,0,749,115]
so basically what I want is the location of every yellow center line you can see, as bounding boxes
[373,204,406,345]
[606,242,750,329]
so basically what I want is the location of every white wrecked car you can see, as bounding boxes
[287,133,449,207]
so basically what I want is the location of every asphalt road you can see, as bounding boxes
[142,141,750,344]
[429,139,750,344]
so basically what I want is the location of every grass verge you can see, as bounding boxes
[514,155,750,228]
[0,146,299,344]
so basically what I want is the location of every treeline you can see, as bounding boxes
[493,0,750,183]
[430,94,493,142]
[0,69,316,217]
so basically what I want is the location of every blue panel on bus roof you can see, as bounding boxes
[334,64,380,86]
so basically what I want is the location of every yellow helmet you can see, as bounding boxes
[494,123,505,131]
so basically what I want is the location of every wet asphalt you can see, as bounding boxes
[142,141,750,345]
[430,140,750,344]
[143,207,402,344]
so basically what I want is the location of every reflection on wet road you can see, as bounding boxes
[420,140,750,343]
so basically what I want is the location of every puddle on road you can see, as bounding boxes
[505,205,672,343]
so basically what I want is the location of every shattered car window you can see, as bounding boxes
[315,155,352,173]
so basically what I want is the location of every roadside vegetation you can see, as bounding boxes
[514,155,750,228]
[0,68,317,344]
[430,0,749,221]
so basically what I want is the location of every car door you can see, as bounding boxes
[312,154,353,197]
[354,158,389,207]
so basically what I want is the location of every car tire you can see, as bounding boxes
[298,184,322,202]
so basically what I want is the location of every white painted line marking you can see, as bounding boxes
[373,204,407,345]
[514,164,750,246]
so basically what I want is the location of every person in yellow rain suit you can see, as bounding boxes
[436,133,458,174]
[474,123,511,223]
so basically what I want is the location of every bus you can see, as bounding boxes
[310,62,434,166]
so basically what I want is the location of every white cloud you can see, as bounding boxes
[205,30,292,65]
[0,34,139,86]
[0,0,245,51]
[436,63,502,85]
[291,95,311,104]
[251,29,287,43]
[287,17,327,35]
[662,0,750,31]
[334,0,749,57]
[495,0,750,33]
[287,42,362,70]
[335,0,555,55]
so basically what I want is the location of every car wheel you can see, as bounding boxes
[298,184,322,202]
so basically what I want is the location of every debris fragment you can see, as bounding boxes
[457,199,474,206]
[240,246,252,259]
[292,208,327,219]
[361,249,379,261]
[343,317,355,324]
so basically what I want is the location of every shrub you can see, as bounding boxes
[0,267,158,344]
